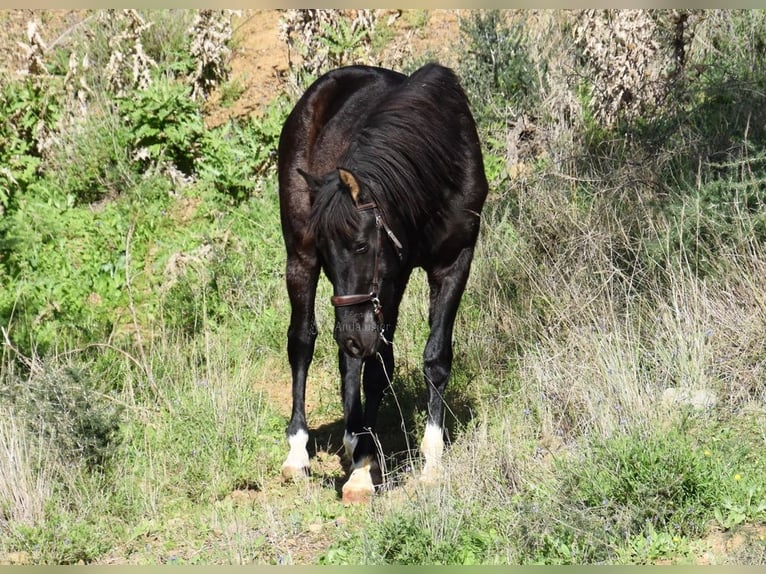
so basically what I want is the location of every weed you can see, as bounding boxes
[0,359,123,471]
[117,77,204,176]
[197,96,288,201]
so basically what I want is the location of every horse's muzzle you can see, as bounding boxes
[334,314,381,358]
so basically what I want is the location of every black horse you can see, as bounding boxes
[277,62,488,503]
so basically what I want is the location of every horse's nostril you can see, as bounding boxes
[346,338,362,357]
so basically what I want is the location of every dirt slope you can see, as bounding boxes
[1,9,462,128]
[204,9,462,127]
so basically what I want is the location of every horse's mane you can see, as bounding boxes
[310,64,473,242]
[346,63,471,226]
[310,179,360,242]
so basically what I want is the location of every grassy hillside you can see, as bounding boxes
[1,9,764,565]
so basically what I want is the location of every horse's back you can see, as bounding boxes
[277,63,486,251]
[278,65,406,184]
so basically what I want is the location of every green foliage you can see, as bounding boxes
[155,177,287,345]
[317,17,370,68]
[76,10,197,93]
[561,426,720,539]
[131,381,283,503]
[617,522,694,565]
[569,10,766,283]
[112,333,288,507]
[13,509,118,565]
[117,78,204,176]
[44,106,135,205]
[320,508,501,565]
[0,73,288,355]
[0,173,187,354]
[216,77,246,107]
[197,97,288,201]
[458,10,540,115]
[650,162,766,277]
[456,10,540,188]
[533,416,766,563]
[487,415,763,565]
[0,77,61,210]
[0,184,128,352]
[139,10,198,77]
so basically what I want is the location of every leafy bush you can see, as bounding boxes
[562,427,719,539]
[197,97,288,201]
[569,11,766,277]
[0,77,61,211]
[547,415,765,557]
[279,10,379,94]
[117,78,205,176]
[320,506,501,565]
[501,412,766,565]
[0,360,123,471]
[458,10,539,116]
[43,102,136,206]
[456,10,542,188]
[0,184,127,353]
[11,506,121,565]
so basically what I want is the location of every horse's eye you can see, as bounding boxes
[354,243,369,254]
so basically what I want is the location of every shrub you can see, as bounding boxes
[458,10,539,117]
[117,78,205,177]
[562,427,719,539]
[0,76,61,211]
[320,503,502,565]
[0,359,123,471]
[197,97,288,201]
[456,10,542,188]
[278,10,379,93]
[43,98,136,205]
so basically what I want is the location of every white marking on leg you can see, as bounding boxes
[419,422,444,482]
[281,429,309,478]
[342,455,377,504]
[343,431,358,462]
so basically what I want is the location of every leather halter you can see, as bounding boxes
[330,202,403,343]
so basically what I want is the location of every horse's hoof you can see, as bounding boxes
[341,484,373,505]
[281,463,310,482]
[341,466,375,505]
[418,463,443,486]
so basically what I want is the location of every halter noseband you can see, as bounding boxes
[330,202,403,344]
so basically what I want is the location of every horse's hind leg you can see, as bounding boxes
[281,255,319,480]
[421,246,476,483]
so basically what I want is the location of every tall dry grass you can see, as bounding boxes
[0,404,52,528]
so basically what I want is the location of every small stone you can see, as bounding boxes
[661,388,717,410]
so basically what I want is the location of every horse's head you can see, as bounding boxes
[300,167,405,358]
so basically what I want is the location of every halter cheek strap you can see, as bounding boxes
[330,202,403,344]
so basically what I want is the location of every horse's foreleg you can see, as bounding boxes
[421,247,475,483]
[338,351,376,504]
[339,280,407,503]
[281,257,319,480]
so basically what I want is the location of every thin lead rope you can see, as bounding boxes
[376,351,412,467]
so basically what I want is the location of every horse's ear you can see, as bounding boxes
[296,167,322,191]
[337,168,360,205]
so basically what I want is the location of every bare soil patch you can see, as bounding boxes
[203,9,462,128]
